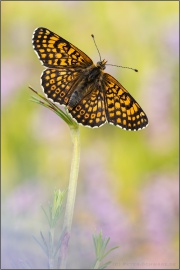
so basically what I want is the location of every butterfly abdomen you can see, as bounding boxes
[68,89,82,109]
[68,66,101,109]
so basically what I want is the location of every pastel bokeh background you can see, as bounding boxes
[2,1,179,269]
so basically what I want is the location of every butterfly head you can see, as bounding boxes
[97,59,107,70]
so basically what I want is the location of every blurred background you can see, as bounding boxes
[2,1,179,269]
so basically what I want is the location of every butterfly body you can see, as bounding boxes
[68,60,106,109]
[32,27,148,130]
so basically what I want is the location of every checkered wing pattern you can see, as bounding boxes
[41,68,79,106]
[103,73,148,130]
[32,27,93,68]
[68,84,106,127]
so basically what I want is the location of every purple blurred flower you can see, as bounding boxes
[2,181,48,269]
[161,19,179,60]
[140,173,178,245]
[30,107,67,143]
[78,146,132,251]
[2,59,29,105]
[3,180,47,216]
[140,19,178,150]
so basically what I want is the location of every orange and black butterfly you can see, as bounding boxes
[32,27,148,130]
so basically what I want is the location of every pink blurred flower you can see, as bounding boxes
[2,59,29,105]
[140,174,178,245]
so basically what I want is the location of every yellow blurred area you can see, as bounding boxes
[2,1,179,269]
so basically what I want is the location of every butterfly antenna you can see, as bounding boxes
[106,63,138,72]
[91,34,102,61]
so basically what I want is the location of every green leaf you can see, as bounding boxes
[93,231,119,269]
[28,86,78,129]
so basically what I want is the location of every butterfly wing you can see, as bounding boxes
[68,83,107,127]
[32,27,93,69]
[103,73,148,130]
[41,68,82,106]
[33,27,95,107]
[41,68,106,127]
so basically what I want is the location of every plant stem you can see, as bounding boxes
[94,259,100,269]
[49,228,55,269]
[59,126,80,269]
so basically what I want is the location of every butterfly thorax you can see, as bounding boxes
[68,62,106,109]
[96,59,107,70]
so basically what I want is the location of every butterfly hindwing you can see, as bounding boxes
[41,68,82,106]
[103,73,148,130]
[68,83,106,128]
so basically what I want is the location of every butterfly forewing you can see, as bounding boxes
[32,27,148,130]
[32,27,93,68]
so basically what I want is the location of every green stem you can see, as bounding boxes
[49,228,55,269]
[94,259,100,269]
[60,126,80,269]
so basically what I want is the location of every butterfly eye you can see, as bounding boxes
[97,61,106,70]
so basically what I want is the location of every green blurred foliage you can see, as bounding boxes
[2,1,179,269]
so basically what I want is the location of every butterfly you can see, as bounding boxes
[32,27,148,130]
